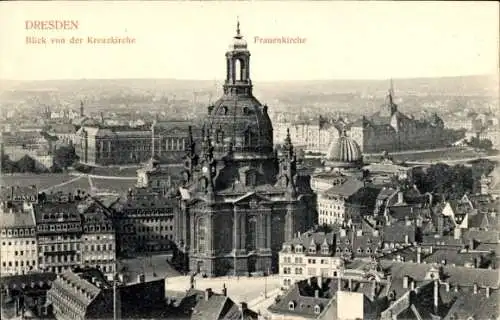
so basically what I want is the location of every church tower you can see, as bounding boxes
[223,19,252,96]
[178,21,315,277]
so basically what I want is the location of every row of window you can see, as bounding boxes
[318,210,344,217]
[83,224,113,233]
[84,244,114,251]
[283,267,303,275]
[40,254,80,264]
[12,250,36,256]
[2,240,36,246]
[123,234,173,240]
[1,228,36,237]
[122,225,173,233]
[38,224,80,232]
[41,243,80,252]
[2,260,36,267]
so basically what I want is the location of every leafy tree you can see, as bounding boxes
[1,154,17,173]
[16,155,36,173]
[53,145,78,170]
[470,158,496,177]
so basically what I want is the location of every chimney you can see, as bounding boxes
[473,283,478,294]
[222,283,227,297]
[397,191,404,204]
[371,280,377,300]
[403,276,409,289]
[454,227,461,240]
[318,276,323,289]
[205,288,213,301]
[486,286,490,298]
[137,274,145,283]
[469,239,475,250]
[417,247,422,264]
[404,234,409,244]
[433,280,439,313]
[340,228,347,237]
[314,290,319,298]
[240,302,248,312]
[410,280,415,291]
[429,246,433,254]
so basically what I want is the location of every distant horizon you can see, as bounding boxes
[1,73,497,83]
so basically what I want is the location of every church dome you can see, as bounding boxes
[325,130,363,168]
[204,20,274,160]
[206,96,273,159]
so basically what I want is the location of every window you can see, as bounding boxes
[314,305,321,315]
[309,246,316,254]
[288,301,295,311]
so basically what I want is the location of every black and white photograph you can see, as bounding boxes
[0,1,499,319]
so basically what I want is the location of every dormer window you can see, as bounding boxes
[321,245,329,255]
[288,301,296,311]
[314,305,322,315]
[309,246,316,254]
[295,246,303,254]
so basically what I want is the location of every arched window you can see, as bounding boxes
[197,217,207,252]
[235,59,242,81]
[288,301,295,311]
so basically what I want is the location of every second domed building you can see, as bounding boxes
[323,129,363,170]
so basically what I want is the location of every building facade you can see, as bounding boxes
[80,200,116,280]
[347,89,449,153]
[279,231,345,288]
[274,118,343,153]
[175,22,316,277]
[34,196,83,274]
[112,187,176,255]
[74,121,198,166]
[0,203,38,276]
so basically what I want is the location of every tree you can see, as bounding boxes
[16,155,36,173]
[53,145,78,170]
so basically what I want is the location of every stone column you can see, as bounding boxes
[234,208,241,252]
[257,213,265,249]
[240,212,246,251]
[266,213,272,249]
[207,212,214,255]
[190,213,195,253]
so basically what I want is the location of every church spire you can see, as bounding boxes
[235,17,241,38]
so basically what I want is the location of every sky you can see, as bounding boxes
[0,1,498,81]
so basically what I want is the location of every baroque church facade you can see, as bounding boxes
[348,89,447,153]
[175,22,316,277]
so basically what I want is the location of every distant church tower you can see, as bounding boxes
[80,100,85,117]
[380,79,398,117]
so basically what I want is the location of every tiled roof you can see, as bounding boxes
[381,222,416,244]
[191,293,230,320]
[33,202,82,222]
[380,261,500,288]
[0,207,36,228]
[0,185,38,202]
[322,178,365,198]
[0,272,56,289]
